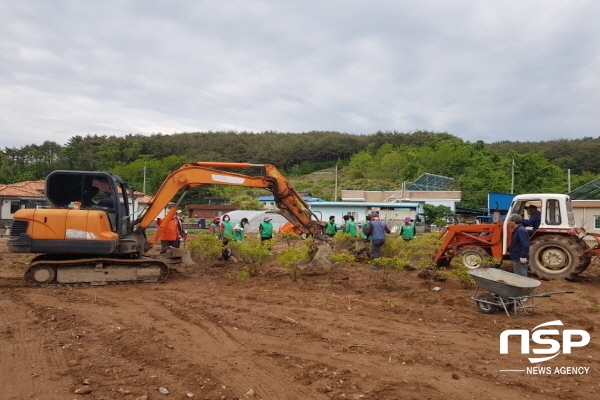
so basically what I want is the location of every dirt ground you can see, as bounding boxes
[1,236,599,400]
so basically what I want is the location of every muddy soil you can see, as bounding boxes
[0,236,599,400]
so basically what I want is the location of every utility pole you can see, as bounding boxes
[568,169,571,193]
[509,158,517,194]
[334,162,338,201]
[143,162,147,194]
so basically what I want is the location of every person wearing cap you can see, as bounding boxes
[400,217,416,241]
[233,218,249,242]
[363,213,391,260]
[259,216,274,242]
[523,205,541,235]
[159,215,183,253]
[175,210,185,248]
[209,217,221,238]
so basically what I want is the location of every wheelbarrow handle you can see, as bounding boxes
[526,291,575,298]
[543,291,575,295]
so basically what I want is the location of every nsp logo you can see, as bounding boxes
[500,320,590,363]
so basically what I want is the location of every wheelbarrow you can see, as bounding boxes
[467,269,573,318]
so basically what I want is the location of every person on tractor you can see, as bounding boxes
[523,204,541,235]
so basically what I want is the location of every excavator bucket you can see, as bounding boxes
[158,247,194,266]
[300,235,332,270]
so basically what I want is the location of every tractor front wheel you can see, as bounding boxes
[458,246,493,270]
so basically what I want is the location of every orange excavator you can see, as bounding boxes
[8,162,325,286]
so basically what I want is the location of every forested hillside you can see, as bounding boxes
[1,130,599,208]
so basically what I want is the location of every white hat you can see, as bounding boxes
[176,210,182,214]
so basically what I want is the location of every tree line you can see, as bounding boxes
[1,130,599,208]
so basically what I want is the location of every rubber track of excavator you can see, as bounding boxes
[25,257,169,286]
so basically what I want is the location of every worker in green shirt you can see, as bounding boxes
[325,215,338,237]
[343,215,358,237]
[233,218,249,242]
[219,215,234,240]
[400,217,416,241]
[361,214,372,240]
[259,216,273,242]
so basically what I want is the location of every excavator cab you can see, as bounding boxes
[8,171,133,256]
[45,171,130,236]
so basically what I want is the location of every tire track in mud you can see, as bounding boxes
[1,258,599,400]
[134,289,331,399]
[0,291,71,399]
[145,284,499,400]
[18,283,320,399]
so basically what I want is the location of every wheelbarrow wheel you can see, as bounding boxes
[476,293,497,314]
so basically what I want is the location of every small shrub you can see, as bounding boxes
[453,262,476,288]
[187,234,224,262]
[277,244,311,281]
[279,232,302,247]
[330,252,355,267]
[434,271,452,282]
[370,257,399,269]
[236,267,252,281]
[331,231,357,252]
[380,236,407,259]
[233,238,272,270]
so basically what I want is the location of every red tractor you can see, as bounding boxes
[434,194,598,279]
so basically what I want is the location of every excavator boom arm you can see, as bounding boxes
[136,162,322,236]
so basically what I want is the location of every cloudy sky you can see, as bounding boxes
[2,1,600,148]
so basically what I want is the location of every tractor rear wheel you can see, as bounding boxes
[457,246,493,270]
[529,235,584,280]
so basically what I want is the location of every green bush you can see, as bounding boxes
[277,244,311,281]
[330,252,355,266]
[370,257,400,269]
[236,267,252,281]
[331,231,356,252]
[452,260,476,288]
[187,234,224,262]
[231,238,272,269]
[279,232,302,247]
[382,232,442,270]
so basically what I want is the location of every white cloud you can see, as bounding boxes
[1,0,600,148]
